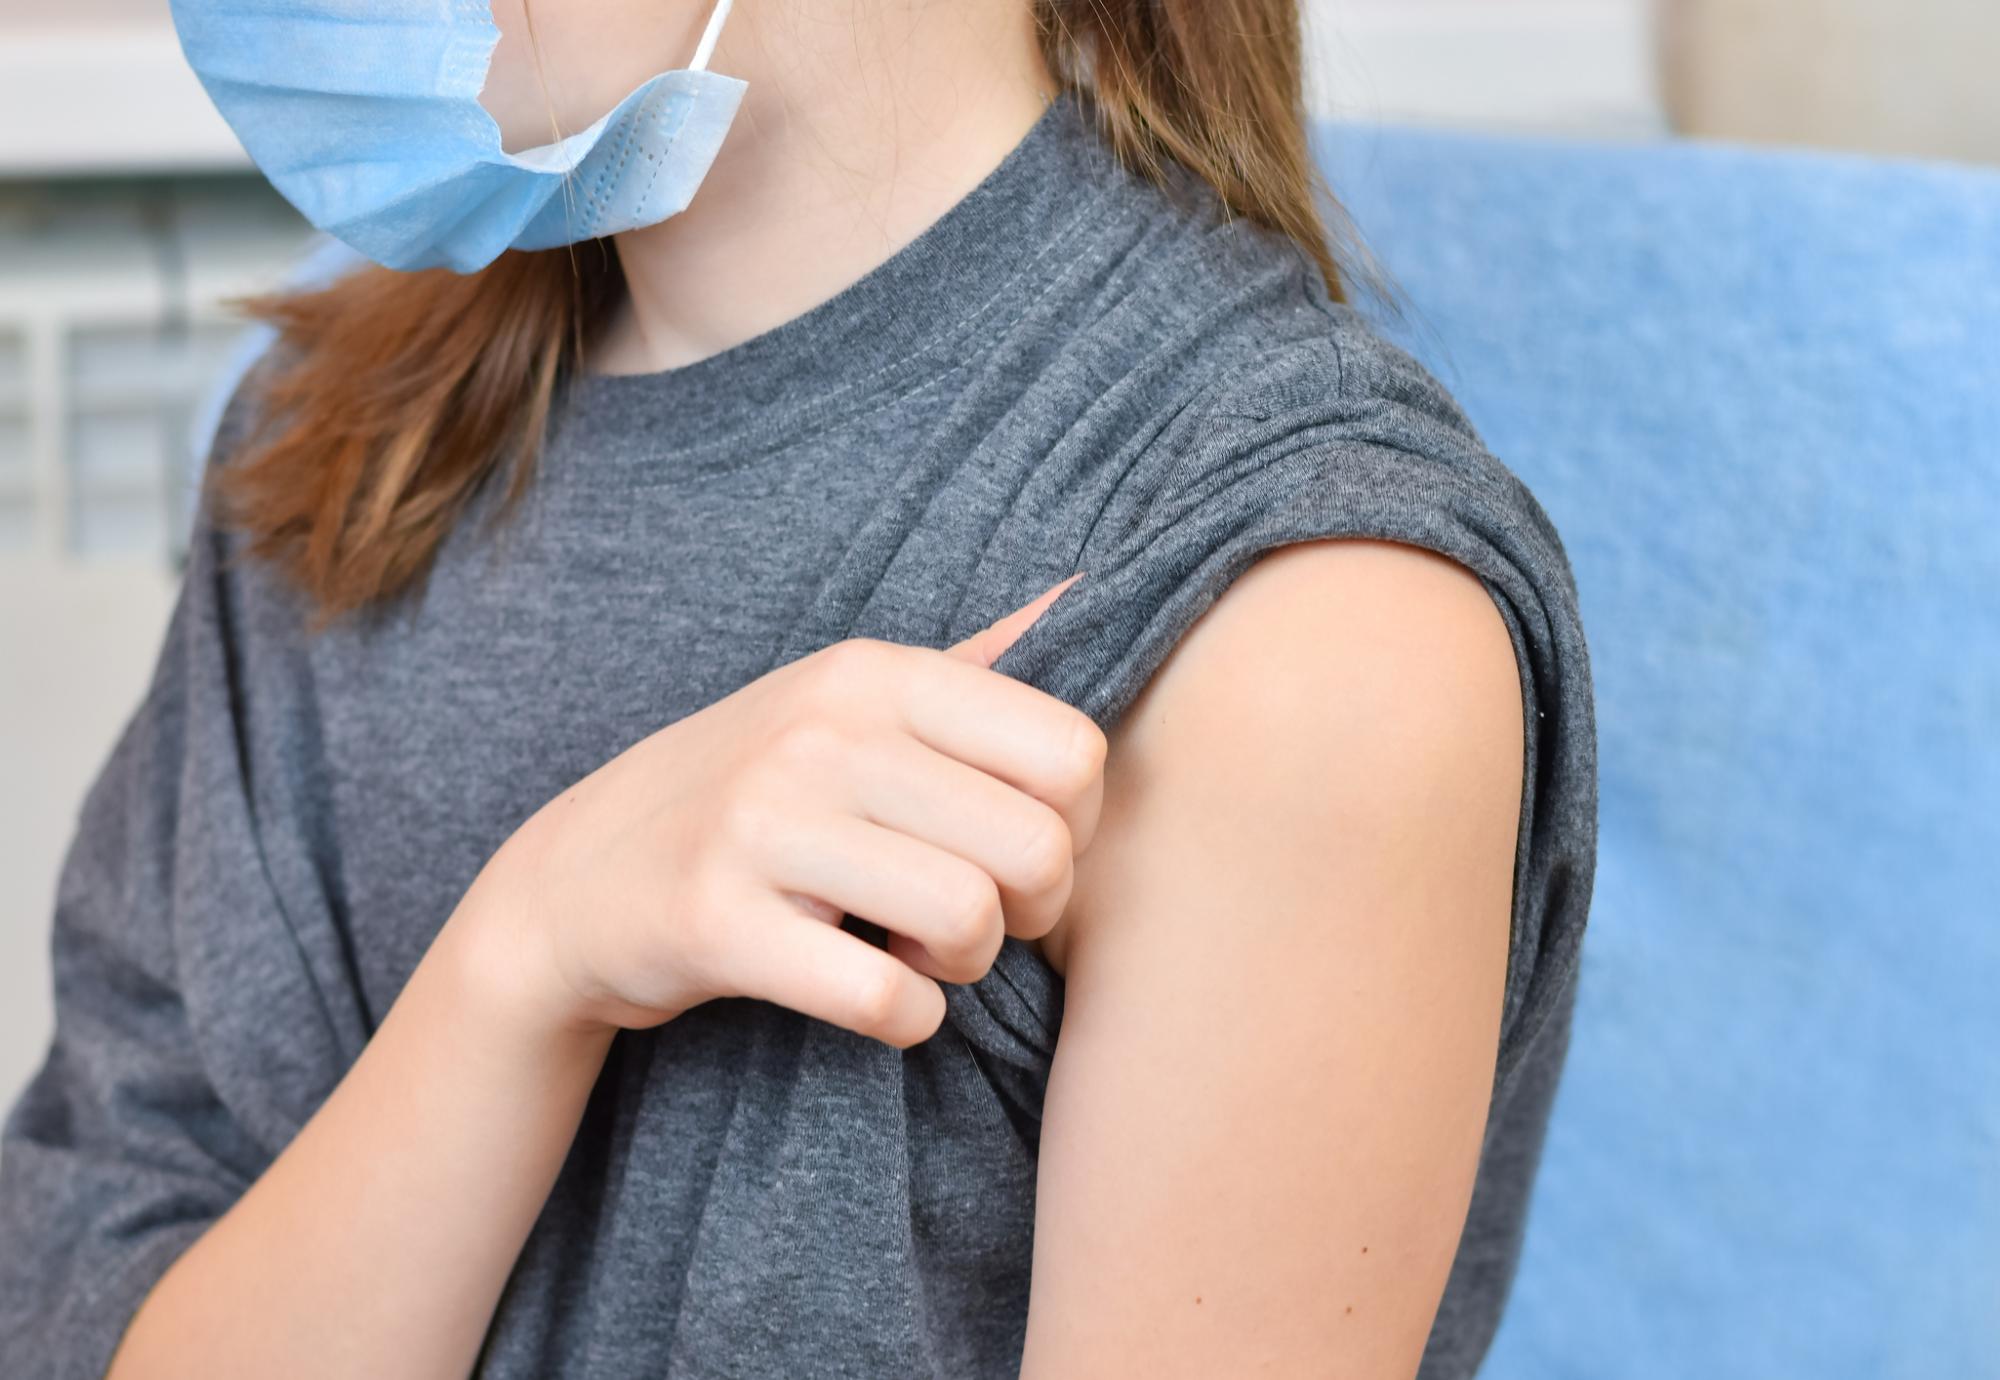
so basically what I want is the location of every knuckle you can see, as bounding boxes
[850,961,904,1032]
[791,648,851,709]
[814,637,889,694]
[1061,712,1108,787]
[714,787,781,850]
[765,713,857,777]
[1015,809,1073,894]
[810,639,858,683]
[672,876,736,989]
[940,865,1003,954]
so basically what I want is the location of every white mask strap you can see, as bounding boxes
[689,0,734,73]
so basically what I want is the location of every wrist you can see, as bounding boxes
[433,873,619,1062]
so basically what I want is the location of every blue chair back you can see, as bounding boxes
[1313,119,1999,1378]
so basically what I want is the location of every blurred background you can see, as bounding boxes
[3,1,1996,1374]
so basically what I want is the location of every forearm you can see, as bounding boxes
[108,897,615,1380]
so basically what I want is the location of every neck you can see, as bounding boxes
[591,0,1059,377]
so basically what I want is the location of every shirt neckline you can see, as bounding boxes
[546,88,1125,479]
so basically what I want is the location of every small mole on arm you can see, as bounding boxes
[1194,1296,1202,1305]
[1361,1245,1369,1254]
[1345,1306,1354,1316]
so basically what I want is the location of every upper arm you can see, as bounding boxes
[1020,536,1525,1378]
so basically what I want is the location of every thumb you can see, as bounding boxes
[946,572,1085,669]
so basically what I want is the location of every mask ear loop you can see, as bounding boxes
[689,0,734,72]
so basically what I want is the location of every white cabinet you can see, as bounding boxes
[0,15,249,177]
[1311,0,1666,136]
[0,181,310,562]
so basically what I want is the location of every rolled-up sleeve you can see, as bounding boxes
[981,329,1597,1094]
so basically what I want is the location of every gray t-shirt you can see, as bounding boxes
[0,90,1595,1378]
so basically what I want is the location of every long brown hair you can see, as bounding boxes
[210,0,1397,630]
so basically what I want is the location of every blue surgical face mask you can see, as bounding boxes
[168,0,748,274]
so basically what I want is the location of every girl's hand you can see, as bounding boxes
[458,574,1104,1049]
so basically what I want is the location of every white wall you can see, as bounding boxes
[0,6,248,177]
[1,560,178,1106]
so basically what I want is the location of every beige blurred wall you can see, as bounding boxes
[1664,0,2000,166]
[0,0,162,31]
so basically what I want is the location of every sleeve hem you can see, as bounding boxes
[60,1220,211,1380]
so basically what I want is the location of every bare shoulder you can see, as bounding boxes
[1018,536,1527,1375]
[1034,535,1525,979]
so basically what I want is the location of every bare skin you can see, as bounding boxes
[482,0,1060,375]
[1021,538,1522,1377]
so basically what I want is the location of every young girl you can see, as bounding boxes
[0,1,1597,1375]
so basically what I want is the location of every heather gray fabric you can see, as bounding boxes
[0,90,1595,1378]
